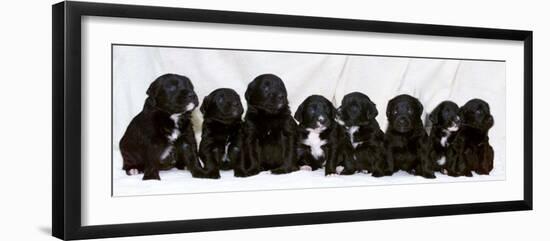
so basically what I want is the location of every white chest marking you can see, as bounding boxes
[437,156,446,166]
[347,126,362,148]
[335,116,345,126]
[161,113,183,160]
[168,113,182,142]
[440,126,458,147]
[160,146,173,160]
[222,141,231,162]
[440,131,450,147]
[302,128,327,159]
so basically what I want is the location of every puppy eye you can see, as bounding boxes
[393,110,398,115]
[408,109,413,114]
[475,109,482,115]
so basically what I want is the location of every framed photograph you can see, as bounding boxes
[52,1,533,240]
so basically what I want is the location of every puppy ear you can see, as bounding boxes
[367,102,379,119]
[145,78,161,108]
[415,98,424,115]
[200,94,211,115]
[458,106,465,120]
[429,106,440,125]
[386,99,394,118]
[294,101,305,123]
[327,101,336,120]
[485,114,494,129]
[245,79,257,102]
[146,78,160,97]
[144,97,156,111]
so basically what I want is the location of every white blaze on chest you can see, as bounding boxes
[168,113,182,142]
[222,137,231,162]
[302,127,327,159]
[160,146,174,160]
[440,126,458,147]
[347,126,362,148]
[437,156,446,166]
[161,113,183,160]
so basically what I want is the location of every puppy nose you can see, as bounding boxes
[398,118,408,125]
[318,116,327,124]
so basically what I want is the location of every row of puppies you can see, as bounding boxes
[120,73,494,180]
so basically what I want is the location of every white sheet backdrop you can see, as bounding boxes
[112,45,505,196]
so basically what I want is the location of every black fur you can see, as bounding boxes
[446,99,494,176]
[385,94,435,178]
[198,88,244,179]
[428,101,461,173]
[235,74,299,177]
[295,95,352,175]
[337,92,389,176]
[119,74,201,180]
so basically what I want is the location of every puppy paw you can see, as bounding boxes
[142,171,161,180]
[335,166,345,174]
[371,171,385,177]
[421,173,436,179]
[271,168,290,174]
[300,165,313,171]
[339,168,356,175]
[126,168,139,176]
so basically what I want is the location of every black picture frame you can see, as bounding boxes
[52,1,533,240]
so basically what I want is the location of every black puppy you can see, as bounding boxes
[198,88,244,179]
[119,74,201,180]
[294,95,352,175]
[428,101,461,173]
[446,99,494,176]
[385,94,435,178]
[336,92,388,176]
[236,74,299,176]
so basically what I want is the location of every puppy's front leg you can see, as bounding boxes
[324,143,338,175]
[176,125,203,178]
[143,146,161,180]
[476,143,494,175]
[234,126,261,177]
[223,129,244,171]
[271,131,298,174]
[416,136,436,179]
[198,143,221,179]
[371,142,389,177]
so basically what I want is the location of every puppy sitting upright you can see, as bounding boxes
[238,74,299,176]
[336,92,388,176]
[428,101,461,173]
[198,88,244,179]
[294,95,352,175]
[119,74,201,180]
[385,94,435,178]
[446,99,494,176]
